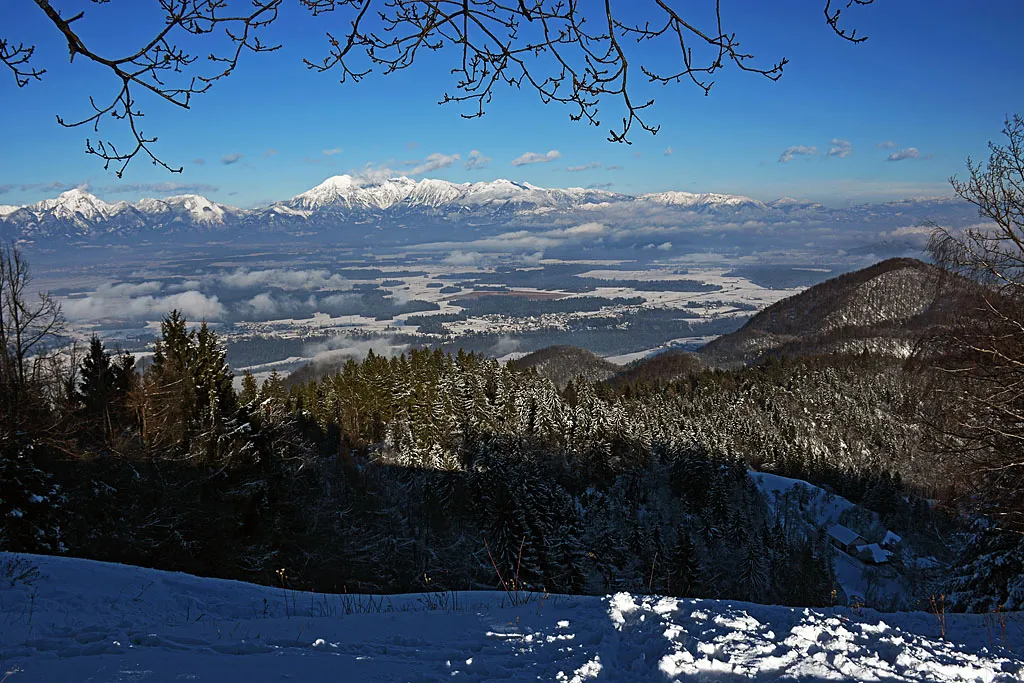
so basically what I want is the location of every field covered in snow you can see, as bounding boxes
[1,553,1022,682]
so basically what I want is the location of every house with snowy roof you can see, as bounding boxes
[881,530,902,550]
[855,543,893,565]
[826,524,868,553]
[825,524,896,564]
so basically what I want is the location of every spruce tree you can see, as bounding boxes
[738,535,770,602]
[144,311,235,453]
[77,335,116,436]
[670,526,698,597]
[239,370,259,405]
[77,336,136,439]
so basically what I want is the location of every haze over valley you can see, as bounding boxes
[11,174,984,385]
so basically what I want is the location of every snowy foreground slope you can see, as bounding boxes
[1,553,1022,682]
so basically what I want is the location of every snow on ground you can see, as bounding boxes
[577,268,803,310]
[750,471,854,529]
[605,348,662,365]
[2,553,1022,682]
[604,336,722,365]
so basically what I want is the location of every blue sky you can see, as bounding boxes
[1,0,1022,208]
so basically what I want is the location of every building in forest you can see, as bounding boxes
[826,524,867,554]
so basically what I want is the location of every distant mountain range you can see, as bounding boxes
[0,175,980,248]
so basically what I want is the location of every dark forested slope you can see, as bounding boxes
[509,345,619,389]
[700,258,961,366]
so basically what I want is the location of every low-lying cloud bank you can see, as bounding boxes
[64,288,226,322]
[217,268,352,291]
[303,336,410,367]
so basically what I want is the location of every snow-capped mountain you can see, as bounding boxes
[134,194,241,228]
[639,190,767,211]
[0,175,976,245]
[291,175,463,211]
[0,188,244,239]
[34,188,126,221]
[767,196,827,211]
[31,188,135,230]
[286,175,627,213]
[1,189,146,238]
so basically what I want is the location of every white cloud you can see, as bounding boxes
[778,146,817,163]
[876,141,897,149]
[239,293,281,317]
[322,148,343,156]
[221,153,244,165]
[304,336,409,367]
[444,250,486,266]
[350,163,396,185]
[64,289,226,321]
[561,222,610,237]
[887,147,921,162]
[491,336,521,356]
[566,162,602,172]
[234,291,361,319]
[409,153,460,175]
[218,268,352,291]
[881,224,933,239]
[464,150,491,170]
[93,281,164,297]
[412,222,613,253]
[510,150,561,166]
[828,139,853,158]
[317,293,361,309]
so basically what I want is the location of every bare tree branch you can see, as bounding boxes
[0,37,46,86]
[29,0,283,176]
[924,116,1024,533]
[13,1,874,174]
[824,0,875,44]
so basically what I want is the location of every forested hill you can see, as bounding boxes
[509,346,618,389]
[604,350,706,392]
[699,258,958,366]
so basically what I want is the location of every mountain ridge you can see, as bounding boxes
[501,258,964,390]
[0,176,972,245]
[698,257,959,366]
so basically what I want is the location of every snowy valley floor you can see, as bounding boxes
[1,553,1022,682]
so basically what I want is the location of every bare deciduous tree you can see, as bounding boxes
[5,1,874,176]
[927,115,1024,534]
[0,243,65,427]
